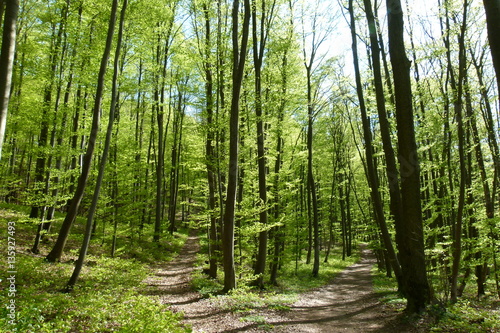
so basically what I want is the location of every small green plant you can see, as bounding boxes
[277,248,359,293]
[240,314,266,324]
[0,205,190,333]
[429,297,500,333]
[240,313,274,330]
[371,267,406,309]
[191,269,222,298]
[0,254,189,332]
[209,287,296,313]
[371,266,500,332]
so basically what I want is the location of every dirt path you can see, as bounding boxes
[145,234,417,332]
[144,232,259,332]
[269,246,417,332]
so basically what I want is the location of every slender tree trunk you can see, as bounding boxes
[270,48,288,285]
[251,0,276,289]
[386,0,430,312]
[464,76,491,296]
[110,123,120,257]
[470,50,500,298]
[222,0,250,293]
[302,57,320,276]
[65,0,125,290]
[202,2,219,279]
[153,9,176,241]
[450,0,469,303]
[46,0,119,263]
[30,0,70,251]
[307,106,320,277]
[168,83,186,234]
[153,40,166,242]
[349,0,403,289]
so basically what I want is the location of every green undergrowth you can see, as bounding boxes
[371,268,407,309]
[277,250,359,294]
[0,205,190,332]
[430,298,500,333]
[372,268,500,332]
[192,245,360,315]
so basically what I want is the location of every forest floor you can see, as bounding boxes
[144,232,423,332]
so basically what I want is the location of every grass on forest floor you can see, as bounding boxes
[372,267,500,333]
[0,204,189,332]
[191,243,360,316]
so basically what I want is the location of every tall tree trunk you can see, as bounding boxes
[66,0,125,290]
[386,0,430,312]
[349,0,403,290]
[0,0,18,161]
[270,46,289,285]
[30,0,70,249]
[153,81,165,242]
[168,82,186,234]
[362,0,404,286]
[110,121,120,258]
[465,77,490,296]
[470,50,500,298]
[307,69,320,277]
[450,0,469,303]
[201,2,219,279]
[153,7,176,242]
[251,0,276,289]
[46,0,119,263]
[222,0,250,293]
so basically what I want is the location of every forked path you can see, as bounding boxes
[145,234,417,332]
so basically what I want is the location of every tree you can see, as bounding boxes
[449,0,469,303]
[349,0,403,291]
[300,0,331,278]
[386,0,430,313]
[46,0,119,263]
[30,0,72,254]
[193,0,219,278]
[65,0,126,291]
[251,0,276,289]
[222,0,251,292]
[152,2,178,242]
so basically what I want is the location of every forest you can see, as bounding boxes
[0,0,500,331]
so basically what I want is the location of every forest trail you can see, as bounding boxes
[145,234,417,332]
[270,246,417,332]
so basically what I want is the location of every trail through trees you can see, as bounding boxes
[145,236,417,332]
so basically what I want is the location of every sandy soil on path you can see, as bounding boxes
[145,233,419,332]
